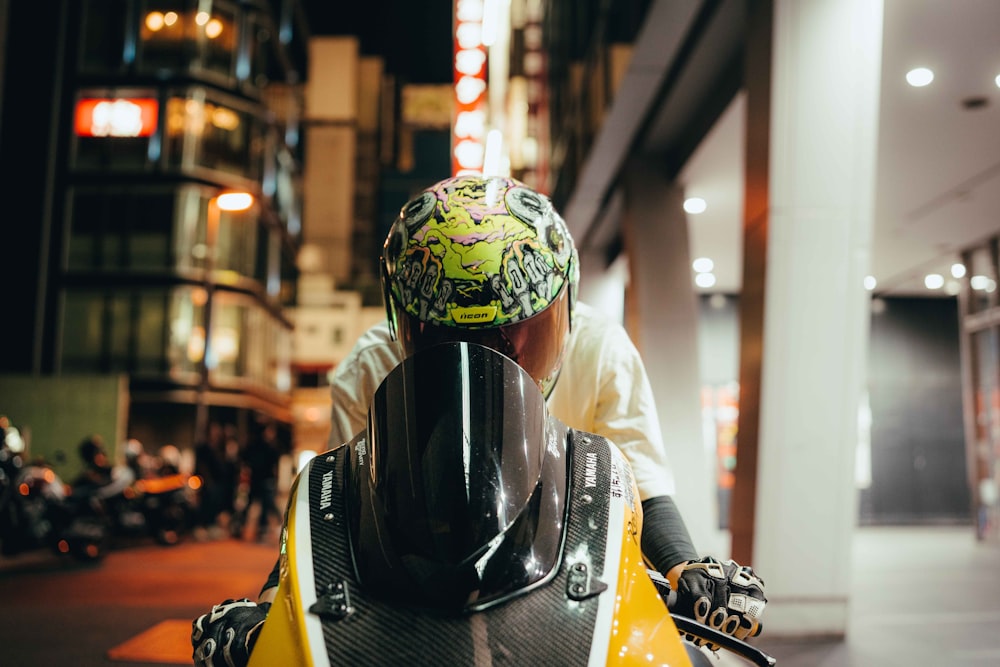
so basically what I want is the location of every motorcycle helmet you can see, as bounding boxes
[381,175,579,396]
[78,435,106,466]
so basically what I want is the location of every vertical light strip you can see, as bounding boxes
[453,0,488,175]
[460,343,472,499]
[482,129,504,177]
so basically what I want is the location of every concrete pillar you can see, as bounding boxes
[623,161,724,555]
[735,0,883,636]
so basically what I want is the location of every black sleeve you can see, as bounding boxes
[261,557,280,596]
[640,495,698,575]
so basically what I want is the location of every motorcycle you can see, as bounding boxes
[0,445,110,562]
[98,463,197,546]
[248,342,775,666]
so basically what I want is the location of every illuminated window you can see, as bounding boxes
[168,286,205,380]
[169,188,261,281]
[138,2,238,80]
[165,92,262,180]
[208,294,247,381]
[72,91,160,170]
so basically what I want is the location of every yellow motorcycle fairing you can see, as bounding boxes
[250,437,692,667]
[598,443,692,666]
[249,342,693,666]
[248,470,316,667]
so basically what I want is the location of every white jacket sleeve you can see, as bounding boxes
[548,303,676,500]
[327,323,404,449]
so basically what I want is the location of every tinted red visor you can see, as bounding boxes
[394,285,571,392]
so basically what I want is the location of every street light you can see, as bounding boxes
[194,190,255,443]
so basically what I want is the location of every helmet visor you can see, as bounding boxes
[395,284,571,394]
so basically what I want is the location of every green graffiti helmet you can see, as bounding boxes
[381,175,579,396]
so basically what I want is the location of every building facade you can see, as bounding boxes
[0,0,309,456]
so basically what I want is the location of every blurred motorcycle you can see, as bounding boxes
[100,441,197,546]
[245,342,774,667]
[0,445,109,562]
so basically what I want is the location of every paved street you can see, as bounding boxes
[0,536,278,667]
[2,526,998,666]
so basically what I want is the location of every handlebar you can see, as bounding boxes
[646,568,776,667]
[670,613,777,667]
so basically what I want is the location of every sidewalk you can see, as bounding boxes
[745,525,1000,667]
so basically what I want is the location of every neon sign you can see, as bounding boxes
[74,98,159,138]
[453,0,488,175]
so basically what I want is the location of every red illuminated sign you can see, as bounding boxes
[453,0,488,175]
[74,98,159,138]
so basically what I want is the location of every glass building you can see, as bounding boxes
[0,0,309,452]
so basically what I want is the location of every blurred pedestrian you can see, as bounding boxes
[219,431,242,534]
[237,422,281,543]
[193,422,227,539]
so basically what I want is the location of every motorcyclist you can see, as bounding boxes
[74,435,114,493]
[73,434,137,514]
[192,175,767,665]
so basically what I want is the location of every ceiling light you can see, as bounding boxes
[683,197,707,214]
[951,263,967,278]
[692,257,714,273]
[863,275,877,290]
[995,74,1000,89]
[695,272,716,288]
[971,275,997,292]
[906,68,934,87]
[924,273,944,289]
[945,281,961,296]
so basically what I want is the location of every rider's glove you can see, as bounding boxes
[191,598,270,667]
[673,556,766,650]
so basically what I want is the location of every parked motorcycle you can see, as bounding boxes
[247,342,774,666]
[0,445,110,562]
[97,442,197,546]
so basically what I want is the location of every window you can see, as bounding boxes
[61,287,176,375]
[210,293,247,381]
[164,90,263,180]
[138,1,239,81]
[246,13,279,89]
[67,188,175,270]
[136,291,170,374]
[72,91,160,171]
[108,292,132,371]
[58,284,289,390]
[79,0,129,72]
[168,285,205,380]
[129,194,175,268]
[61,291,106,372]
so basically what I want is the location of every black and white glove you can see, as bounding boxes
[673,556,766,650]
[192,598,271,667]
